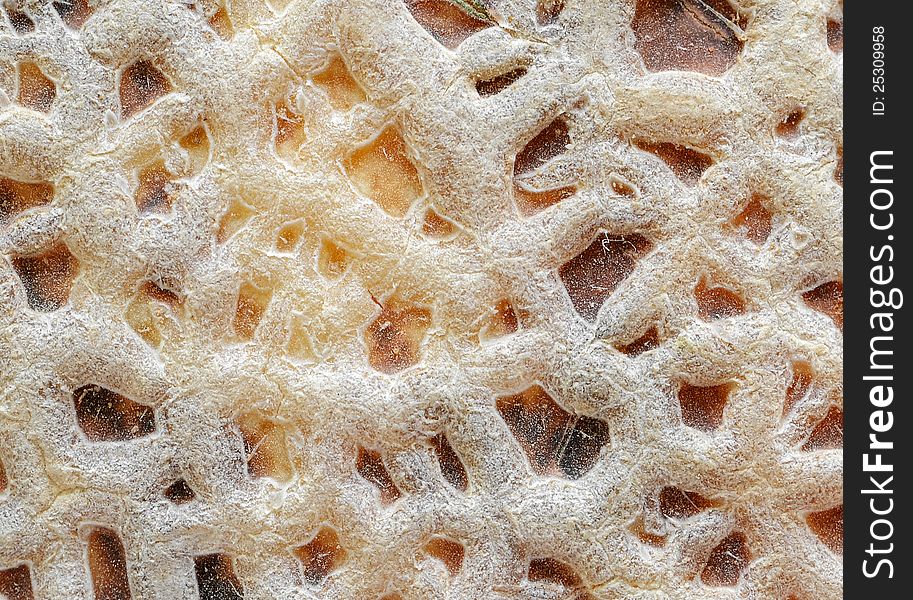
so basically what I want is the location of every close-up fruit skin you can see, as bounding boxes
[0,0,842,599]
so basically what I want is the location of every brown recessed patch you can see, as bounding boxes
[424,537,464,575]
[194,554,243,600]
[476,67,527,96]
[614,326,660,356]
[217,198,255,243]
[86,527,133,600]
[120,60,171,118]
[694,275,745,320]
[628,515,667,547]
[635,140,714,185]
[344,127,424,218]
[678,381,734,432]
[559,233,653,321]
[236,413,293,483]
[404,0,492,49]
[11,243,80,312]
[233,281,272,340]
[135,161,175,214]
[480,298,520,340]
[422,207,458,239]
[294,526,347,585]
[163,478,196,504]
[17,62,55,112]
[0,177,53,224]
[776,108,805,139]
[53,0,93,29]
[5,4,35,34]
[528,558,594,599]
[802,281,843,330]
[275,221,305,253]
[701,532,750,586]
[497,386,609,478]
[0,564,34,600]
[806,505,843,554]
[515,117,571,175]
[431,433,468,491]
[826,19,843,52]
[632,0,746,76]
[727,195,772,244]
[356,446,402,504]
[802,405,843,451]
[536,0,565,26]
[783,360,813,416]
[659,486,717,518]
[180,125,211,174]
[73,385,157,442]
[208,6,234,40]
[365,298,431,374]
[312,54,366,111]
[514,183,576,216]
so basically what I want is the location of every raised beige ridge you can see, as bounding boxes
[1,0,842,599]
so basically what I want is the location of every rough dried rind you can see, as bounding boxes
[1,0,842,599]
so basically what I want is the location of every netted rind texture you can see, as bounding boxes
[0,1,842,599]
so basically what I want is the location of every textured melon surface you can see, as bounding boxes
[0,0,842,598]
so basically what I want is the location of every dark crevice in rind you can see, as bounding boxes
[87,527,132,600]
[72,385,157,442]
[515,117,571,175]
[194,554,244,600]
[476,67,527,96]
[431,433,469,491]
[356,446,402,504]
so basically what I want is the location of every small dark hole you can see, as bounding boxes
[431,433,468,491]
[164,478,196,504]
[476,67,527,96]
[614,326,660,356]
[515,117,571,175]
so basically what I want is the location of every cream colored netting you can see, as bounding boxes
[0,0,842,598]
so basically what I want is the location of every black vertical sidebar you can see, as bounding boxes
[845,1,910,597]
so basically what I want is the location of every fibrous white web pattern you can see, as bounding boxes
[1,0,841,598]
